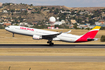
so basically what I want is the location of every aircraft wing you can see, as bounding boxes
[64,30,71,34]
[42,32,62,39]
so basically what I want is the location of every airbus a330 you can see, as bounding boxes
[5,26,101,45]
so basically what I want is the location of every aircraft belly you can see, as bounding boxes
[57,34,80,42]
[58,37,77,42]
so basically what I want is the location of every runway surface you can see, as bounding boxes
[0,44,105,62]
[0,56,105,62]
[0,44,105,48]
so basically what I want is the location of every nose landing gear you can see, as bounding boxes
[13,33,14,37]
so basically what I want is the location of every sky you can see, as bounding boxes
[0,0,105,7]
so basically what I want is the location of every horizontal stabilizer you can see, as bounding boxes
[87,38,98,41]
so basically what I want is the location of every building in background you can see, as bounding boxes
[54,21,62,25]
[48,16,56,29]
[61,20,66,24]
[0,2,2,7]
[19,22,29,26]
[3,22,11,26]
[71,19,77,24]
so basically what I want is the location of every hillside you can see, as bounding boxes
[35,5,69,10]
[67,7,105,11]
[0,5,70,23]
[35,6,105,11]
[0,3,105,25]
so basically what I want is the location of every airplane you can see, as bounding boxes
[5,25,101,45]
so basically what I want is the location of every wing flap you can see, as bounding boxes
[42,32,62,39]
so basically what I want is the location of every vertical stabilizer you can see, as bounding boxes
[76,26,101,42]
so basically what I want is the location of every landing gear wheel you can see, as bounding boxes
[47,40,54,46]
[49,43,54,46]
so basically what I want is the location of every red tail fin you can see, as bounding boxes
[76,26,101,42]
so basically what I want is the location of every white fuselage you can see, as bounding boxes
[5,26,81,42]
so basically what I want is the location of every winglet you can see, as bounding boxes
[64,30,71,34]
[59,32,62,35]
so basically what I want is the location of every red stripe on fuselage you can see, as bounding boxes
[75,30,98,42]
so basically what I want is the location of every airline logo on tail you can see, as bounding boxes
[76,26,101,42]
[91,26,101,31]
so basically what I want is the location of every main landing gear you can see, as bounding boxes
[47,40,54,46]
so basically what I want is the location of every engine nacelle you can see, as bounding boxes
[33,35,42,40]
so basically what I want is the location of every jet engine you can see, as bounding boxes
[33,35,42,40]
